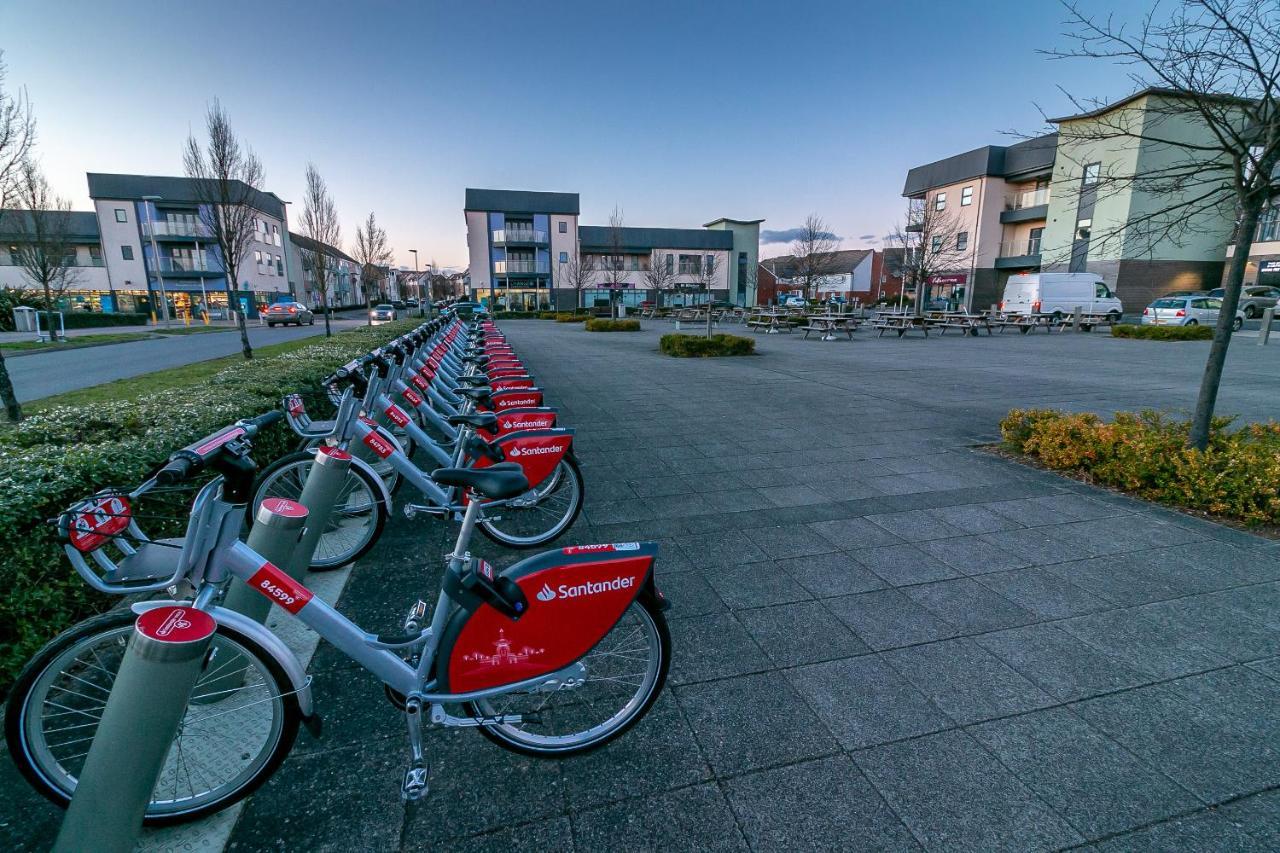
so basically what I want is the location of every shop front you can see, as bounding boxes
[924,273,968,311]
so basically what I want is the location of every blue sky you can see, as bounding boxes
[1,0,1144,268]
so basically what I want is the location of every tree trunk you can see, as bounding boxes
[367,290,372,327]
[42,283,57,342]
[0,349,22,421]
[226,283,254,360]
[1188,200,1263,450]
[323,293,332,337]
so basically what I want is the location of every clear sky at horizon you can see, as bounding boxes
[2,0,1147,269]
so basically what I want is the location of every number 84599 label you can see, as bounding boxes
[247,561,313,615]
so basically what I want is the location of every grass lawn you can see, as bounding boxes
[27,334,330,412]
[0,332,154,352]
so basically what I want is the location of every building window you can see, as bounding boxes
[1256,206,1279,242]
[1082,162,1101,186]
[930,236,943,253]
[678,254,702,275]
[272,224,280,245]
[1029,226,1044,254]
[665,254,673,274]
[956,231,968,251]
[934,192,947,211]
[276,256,284,275]
[114,208,127,223]
[121,245,134,260]
[558,221,567,234]
[254,250,263,265]
[559,251,568,263]
[961,187,973,206]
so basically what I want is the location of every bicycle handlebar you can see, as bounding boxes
[155,411,283,485]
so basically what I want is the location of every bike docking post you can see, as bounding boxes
[286,446,353,576]
[53,606,216,853]
[223,497,309,623]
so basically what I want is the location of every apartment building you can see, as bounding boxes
[87,173,292,318]
[286,232,367,309]
[0,211,111,306]
[901,134,1057,311]
[463,187,763,309]
[761,249,876,303]
[1230,204,1280,289]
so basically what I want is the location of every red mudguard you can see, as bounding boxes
[471,427,573,487]
[476,407,558,441]
[483,388,545,411]
[490,376,535,391]
[438,542,659,693]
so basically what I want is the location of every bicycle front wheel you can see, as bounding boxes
[466,598,669,756]
[252,450,388,570]
[478,454,584,548]
[5,609,301,825]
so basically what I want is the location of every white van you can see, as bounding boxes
[999,272,1123,320]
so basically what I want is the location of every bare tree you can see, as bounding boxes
[696,251,721,338]
[790,214,842,300]
[644,249,676,308]
[0,52,35,421]
[1049,0,1280,449]
[353,211,393,326]
[12,160,79,341]
[739,262,759,308]
[887,200,970,313]
[597,207,628,313]
[183,99,264,360]
[298,164,342,337]
[554,247,596,310]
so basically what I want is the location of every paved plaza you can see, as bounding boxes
[7,320,1280,850]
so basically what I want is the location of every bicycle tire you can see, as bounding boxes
[465,597,669,756]
[5,609,301,826]
[477,453,584,549]
[251,450,387,571]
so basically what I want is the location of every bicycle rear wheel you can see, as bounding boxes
[465,598,669,755]
[5,610,301,825]
[478,454,584,548]
[252,450,387,570]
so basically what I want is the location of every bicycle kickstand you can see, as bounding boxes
[402,696,429,801]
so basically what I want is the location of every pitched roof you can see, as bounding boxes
[902,133,1057,196]
[464,188,580,215]
[1047,87,1254,123]
[289,231,357,264]
[703,217,765,227]
[578,226,734,253]
[87,173,287,219]
[0,210,101,241]
[760,249,872,277]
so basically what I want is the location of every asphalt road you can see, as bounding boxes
[8,312,373,402]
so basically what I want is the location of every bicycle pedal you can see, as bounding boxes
[402,761,429,801]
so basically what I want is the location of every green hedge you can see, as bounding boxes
[1001,408,1280,525]
[660,333,755,357]
[555,312,588,323]
[1112,323,1213,340]
[60,312,151,329]
[0,319,421,694]
[585,318,640,332]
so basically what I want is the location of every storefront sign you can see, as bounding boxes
[1259,260,1280,273]
[926,274,968,286]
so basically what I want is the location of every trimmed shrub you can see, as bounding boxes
[585,318,640,332]
[60,312,152,329]
[660,333,755,357]
[492,311,539,319]
[537,311,558,319]
[0,319,421,693]
[555,312,588,323]
[999,408,1280,525]
[1112,323,1213,340]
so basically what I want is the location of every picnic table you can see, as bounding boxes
[746,311,791,334]
[802,315,859,340]
[922,311,993,336]
[869,313,929,338]
[994,313,1063,334]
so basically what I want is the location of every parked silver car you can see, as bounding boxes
[264,301,314,327]
[1205,285,1280,319]
[1142,295,1244,330]
[369,303,397,323]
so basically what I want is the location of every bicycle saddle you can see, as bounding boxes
[431,465,529,500]
[455,386,492,401]
[447,412,498,431]
[455,375,488,386]
[463,354,490,366]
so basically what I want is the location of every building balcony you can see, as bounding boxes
[995,239,1042,269]
[142,220,213,239]
[1000,188,1050,225]
[154,256,219,276]
[0,255,105,268]
[493,259,549,276]
[492,228,548,246]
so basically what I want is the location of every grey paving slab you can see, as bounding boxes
[677,670,839,775]
[807,517,903,549]
[788,655,952,749]
[1088,809,1270,852]
[902,577,1038,634]
[726,757,922,851]
[969,707,1198,838]
[865,508,969,542]
[974,623,1151,701]
[667,612,770,685]
[825,588,961,650]
[436,817,575,853]
[1057,607,1231,680]
[738,599,870,666]
[743,524,839,559]
[974,565,1110,619]
[672,530,768,567]
[849,542,961,586]
[916,533,1031,575]
[775,550,888,598]
[855,729,1083,852]
[702,559,813,609]
[570,783,748,851]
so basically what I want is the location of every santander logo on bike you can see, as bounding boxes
[506,442,566,458]
[535,575,635,602]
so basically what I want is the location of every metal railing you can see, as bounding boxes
[0,255,105,267]
[493,259,549,275]
[492,228,548,244]
[155,255,216,273]
[998,237,1042,258]
[141,220,212,238]
[1005,187,1050,210]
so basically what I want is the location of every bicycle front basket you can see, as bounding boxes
[58,490,181,594]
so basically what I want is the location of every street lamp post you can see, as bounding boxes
[141,195,171,328]
[409,249,422,316]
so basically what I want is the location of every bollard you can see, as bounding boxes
[1072,305,1083,331]
[286,446,354,577]
[53,606,216,853]
[223,497,309,624]
[1259,307,1274,346]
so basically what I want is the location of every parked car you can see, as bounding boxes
[1141,295,1245,330]
[404,298,419,308]
[264,301,314,327]
[392,300,408,310]
[999,272,1123,320]
[782,296,808,308]
[1205,285,1280,318]
[369,303,397,323]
